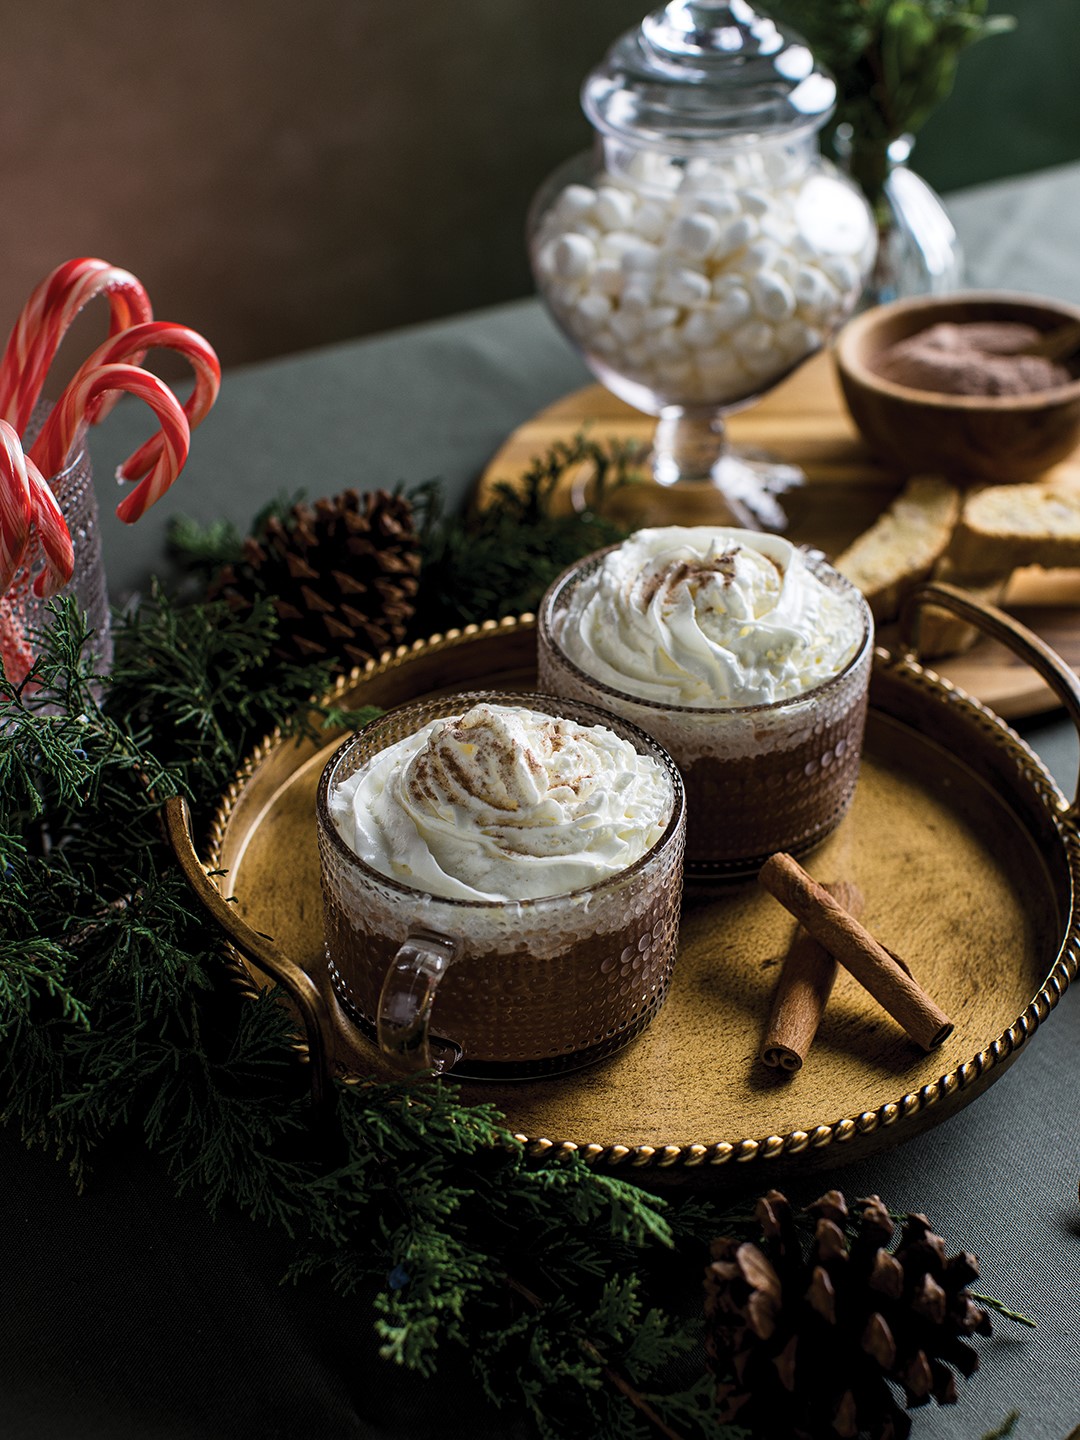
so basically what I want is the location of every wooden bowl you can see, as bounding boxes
[834,291,1080,482]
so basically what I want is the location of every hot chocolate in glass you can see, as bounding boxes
[538,527,873,878]
[317,692,686,1077]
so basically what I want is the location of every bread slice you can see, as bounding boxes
[916,558,1012,658]
[833,474,963,622]
[947,483,1080,571]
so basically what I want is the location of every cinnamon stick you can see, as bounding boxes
[758,853,954,1053]
[760,880,863,1072]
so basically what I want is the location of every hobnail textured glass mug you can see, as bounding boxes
[537,549,873,880]
[316,690,686,1079]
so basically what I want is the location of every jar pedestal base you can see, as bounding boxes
[570,444,804,532]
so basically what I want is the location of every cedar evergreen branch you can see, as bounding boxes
[1,440,1029,1438]
[0,594,725,1438]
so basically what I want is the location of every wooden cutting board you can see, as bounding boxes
[475,351,1080,720]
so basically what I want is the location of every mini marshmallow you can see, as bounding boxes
[601,230,649,261]
[741,239,782,273]
[574,292,613,330]
[712,215,759,261]
[760,211,796,246]
[742,346,788,379]
[732,319,777,358]
[693,192,741,221]
[633,200,669,243]
[552,233,596,280]
[555,184,597,225]
[619,238,661,273]
[658,267,712,307]
[792,265,839,319]
[710,272,744,298]
[749,271,796,323]
[819,255,862,293]
[620,284,654,314]
[738,188,773,218]
[671,212,722,261]
[711,286,753,330]
[594,185,636,231]
[609,309,646,344]
[773,251,800,283]
[592,258,624,297]
[533,239,559,281]
[548,281,586,309]
[649,325,687,360]
[641,304,681,333]
[774,318,820,359]
[680,308,722,348]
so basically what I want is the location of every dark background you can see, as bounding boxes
[0,0,1075,371]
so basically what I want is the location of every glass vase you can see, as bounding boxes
[0,407,111,691]
[835,127,964,307]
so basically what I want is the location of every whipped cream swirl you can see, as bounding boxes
[330,703,672,902]
[557,527,865,707]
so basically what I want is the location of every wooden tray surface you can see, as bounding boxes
[474,354,1080,720]
[204,620,1079,1181]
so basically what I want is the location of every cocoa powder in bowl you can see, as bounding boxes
[874,320,1072,397]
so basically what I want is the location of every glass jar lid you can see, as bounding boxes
[582,0,836,152]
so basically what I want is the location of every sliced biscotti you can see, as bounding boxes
[916,558,1013,658]
[833,474,963,622]
[947,483,1080,571]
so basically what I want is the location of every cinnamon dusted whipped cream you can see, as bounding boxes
[555,526,864,707]
[330,702,671,902]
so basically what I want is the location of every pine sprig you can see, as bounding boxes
[409,434,642,635]
[107,583,378,811]
[0,456,1029,1438]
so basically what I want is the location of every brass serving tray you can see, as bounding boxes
[167,585,1080,1182]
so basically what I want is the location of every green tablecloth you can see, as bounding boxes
[8,161,1079,1440]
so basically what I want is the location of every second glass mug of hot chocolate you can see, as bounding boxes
[537,527,874,879]
[316,691,686,1078]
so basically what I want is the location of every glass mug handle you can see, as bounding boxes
[377,928,462,1073]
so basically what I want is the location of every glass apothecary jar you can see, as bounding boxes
[528,0,876,528]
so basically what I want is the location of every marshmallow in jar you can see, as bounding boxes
[528,1,875,415]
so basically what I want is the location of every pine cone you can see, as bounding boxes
[212,489,421,669]
[704,1190,992,1440]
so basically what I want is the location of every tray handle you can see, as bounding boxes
[163,794,335,1105]
[898,580,1080,818]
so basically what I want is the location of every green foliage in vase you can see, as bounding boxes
[763,0,1015,206]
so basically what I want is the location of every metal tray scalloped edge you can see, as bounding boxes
[198,613,1080,1174]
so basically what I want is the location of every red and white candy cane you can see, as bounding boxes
[0,419,73,684]
[29,362,191,525]
[26,460,75,598]
[64,321,220,481]
[0,421,74,600]
[0,420,33,595]
[0,258,153,436]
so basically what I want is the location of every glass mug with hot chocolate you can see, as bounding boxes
[317,692,685,1077]
[538,527,873,878]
